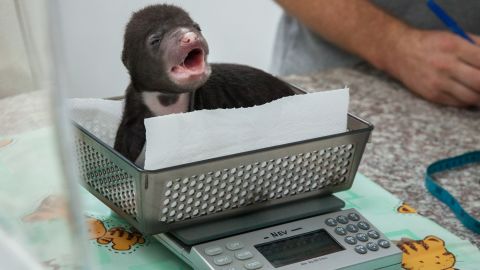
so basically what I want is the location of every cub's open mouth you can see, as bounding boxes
[170,47,206,78]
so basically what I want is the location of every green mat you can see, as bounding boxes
[1,127,479,270]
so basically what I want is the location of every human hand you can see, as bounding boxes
[384,30,480,107]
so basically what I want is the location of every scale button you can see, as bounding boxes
[346,224,359,233]
[213,255,233,266]
[354,245,368,254]
[244,260,263,269]
[235,250,254,260]
[205,246,223,256]
[356,233,369,242]
[336,215,349,224]
[357,221,370,230]
[378,239,391,248]
[348,213,360,221]
[334,226,347,235]
[344,236,357,245]
[226,241,244,251]
[366,242,379,251]
[367,230,380,239]
[325,218,337,227]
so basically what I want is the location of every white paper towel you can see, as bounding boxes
[144,88,349,170]
[69,88,349,170]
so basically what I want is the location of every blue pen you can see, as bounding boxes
[427,0,476,44]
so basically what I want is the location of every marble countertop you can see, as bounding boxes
[284,65,480,248]
[1,66,478,248]
[0,90,51,136]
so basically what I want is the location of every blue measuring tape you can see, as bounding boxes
[425,151,480,234]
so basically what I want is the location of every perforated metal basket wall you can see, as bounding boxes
[74,111,372,235]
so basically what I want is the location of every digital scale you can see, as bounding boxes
[73,90,402,270]
[155,196,402,270]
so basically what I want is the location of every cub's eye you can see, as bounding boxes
[193,23,201,32]
[148,34,162,47]
[149,38,160,47]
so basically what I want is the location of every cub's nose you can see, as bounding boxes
[181,32,198,44]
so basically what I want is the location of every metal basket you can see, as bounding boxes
[73,92,373,235]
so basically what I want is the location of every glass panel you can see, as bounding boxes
[0,0,88,269]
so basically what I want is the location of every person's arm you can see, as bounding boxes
[276,0,480,107]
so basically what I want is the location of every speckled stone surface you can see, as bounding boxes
[1,69,479,248]
[0,90,52,135]
[283,65,480,248]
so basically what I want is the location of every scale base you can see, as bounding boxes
[156,206,402,270]
[169,194,345,245]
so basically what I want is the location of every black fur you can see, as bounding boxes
[114,4,295,163]
[193,64,294,109]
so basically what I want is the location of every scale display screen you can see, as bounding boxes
[254,229,345,268]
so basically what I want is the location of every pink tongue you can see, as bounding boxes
[183,49,203,70]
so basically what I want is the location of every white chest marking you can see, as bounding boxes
[142,92,190,117]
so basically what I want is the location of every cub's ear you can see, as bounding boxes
[423,235,445,246]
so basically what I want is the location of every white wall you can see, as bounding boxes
[54,1,282,98]
[0,0,52,98]
[0,0,34,97]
